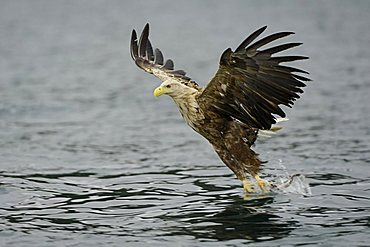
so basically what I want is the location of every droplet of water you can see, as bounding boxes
[270,174,312,196]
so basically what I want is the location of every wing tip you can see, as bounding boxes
[235,26,268,52]
[138,24,150,57]
[130,29,138,60]
[143,23,150,35]
[261,25,268,31]
[130,23,197,86]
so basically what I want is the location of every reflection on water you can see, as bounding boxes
[0,170,296,242]
[1,166,369,245]
[164,196,297,241]
[1,0,370,246]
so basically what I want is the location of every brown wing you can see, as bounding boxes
[130,23,200,90]
[198,26,310,130]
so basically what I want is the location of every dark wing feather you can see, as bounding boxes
[130,23,200,90]
[198,26,310,130]
[235,26,267,52]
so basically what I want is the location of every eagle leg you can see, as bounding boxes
[242,179,255,193]
[254,175,270,193]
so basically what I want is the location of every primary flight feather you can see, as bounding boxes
[130,23,310,193]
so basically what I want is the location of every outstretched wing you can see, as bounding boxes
[198,26,310,130]
[130,23,200,90]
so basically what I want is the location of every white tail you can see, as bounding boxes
[258,117,289,138]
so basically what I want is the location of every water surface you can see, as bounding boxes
[1,1,370,246]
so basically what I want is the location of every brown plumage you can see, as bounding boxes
[130,24,310,193]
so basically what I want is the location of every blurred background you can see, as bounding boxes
[1,1,369,246]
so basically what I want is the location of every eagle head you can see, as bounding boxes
[153,80,194,98]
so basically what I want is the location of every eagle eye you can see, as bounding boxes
[166,85,171,88]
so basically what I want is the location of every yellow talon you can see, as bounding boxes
[254,175,270,193]
[242,179,255,193]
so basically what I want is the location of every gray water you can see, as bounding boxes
[1,1,370,246]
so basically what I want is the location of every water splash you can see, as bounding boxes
[261,160,312,196]
[269,173,312,196]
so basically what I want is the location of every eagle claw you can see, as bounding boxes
[255,175,270,193]
[242,176,270,194]
[242,179,255,193]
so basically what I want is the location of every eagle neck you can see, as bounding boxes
[171,91,202,130]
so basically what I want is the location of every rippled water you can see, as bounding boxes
[1,1,370,246]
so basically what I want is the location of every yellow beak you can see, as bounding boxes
[153,86,165,97]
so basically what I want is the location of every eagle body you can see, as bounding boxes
[130,24,310,193]
[170,87,261,181]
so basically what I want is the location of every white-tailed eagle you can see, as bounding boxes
[130,24,309,193]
